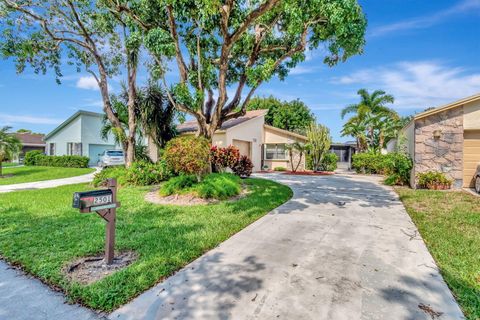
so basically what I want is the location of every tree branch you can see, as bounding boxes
[166,5,188,82]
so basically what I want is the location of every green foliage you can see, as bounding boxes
[247,96,315,133]
[24,150,89,168]
[210,145,240,172]
[0,126,21,174]
[274,166,287,172]
[352,152,412,186]
[164,136,210,176]
[93,160,172,187]
[341,89,402,151]
[117,0,366,139]
[383,153,412,186]
[417,171,453,189]
[306,123,331,171]
[160,173,241,200]
[232,156,254,177]
[318,153,338,172]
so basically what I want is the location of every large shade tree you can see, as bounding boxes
[247,96,315,133]
[107,0,367,140]
[0,126,21,176]
[0,0,142,166]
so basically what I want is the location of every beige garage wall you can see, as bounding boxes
[464,100,480,130]
[463,130,480,187]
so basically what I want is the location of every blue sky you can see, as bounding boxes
[1,0,479,141]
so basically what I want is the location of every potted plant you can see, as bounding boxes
[417,171,453,190]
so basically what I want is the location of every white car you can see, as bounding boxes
[97,150,125,168]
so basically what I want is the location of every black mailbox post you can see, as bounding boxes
[72,178,120,264]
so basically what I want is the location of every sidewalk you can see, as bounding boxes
[0,168,98,193]
[0,261,102,320]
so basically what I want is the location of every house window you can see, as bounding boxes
[67,143,82,156]
[265,144,286,160]
[49,143,56,156]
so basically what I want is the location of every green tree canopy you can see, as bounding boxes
[105,0,367,140]
[0,126,21,175]
[247,96,315,133]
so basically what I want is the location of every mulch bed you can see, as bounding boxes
[64,251,138,285]
[145,186,251,206]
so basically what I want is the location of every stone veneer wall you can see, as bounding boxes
[414,107,464,188]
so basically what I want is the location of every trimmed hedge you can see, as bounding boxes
[352,152,412,186]
[318,153,338,172]
[24,150,89,168]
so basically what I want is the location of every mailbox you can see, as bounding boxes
[72,178,120,265]
[72,189,114,210]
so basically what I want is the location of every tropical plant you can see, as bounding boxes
[318,152,338,172]
[247,96,315,134]
[105,0,367,140]
[306,123,331,171]
[285,142,308,172]
[233,156,254,178]
[341,89,399,151]
[164,136,210,180]
[0,126,21,176]
[417,171,453,190]
[210,146,240,173]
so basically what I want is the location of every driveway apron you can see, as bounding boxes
[110,173,464,320]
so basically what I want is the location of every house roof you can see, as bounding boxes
[14,133,46,146]
[44,110,103,140]
[413,93,480,120]
[177,109,268,133]
[263,124,308,141]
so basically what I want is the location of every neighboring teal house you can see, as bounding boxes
[44,110,121,166]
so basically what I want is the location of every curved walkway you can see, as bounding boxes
[0,168,98,193]
[110,173,463,320]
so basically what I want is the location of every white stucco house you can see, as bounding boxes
[44,110,121,166]
[175,109,308,171]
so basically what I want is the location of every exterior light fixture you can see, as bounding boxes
[433,129,442,140]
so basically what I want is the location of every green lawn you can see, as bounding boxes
[396,188,480,319]
[0,178,292,311]
[0,166,94,185]
[1,162,20,168]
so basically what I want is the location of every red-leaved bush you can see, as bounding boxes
[210,145,240,172]
[233,155,254,177]
[164,136,210,176]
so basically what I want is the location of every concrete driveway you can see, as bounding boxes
[111,173,464,320]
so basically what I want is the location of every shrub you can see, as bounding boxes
[197,173,241,199]
[210,145,240,172]
[352,152,413,186]
[417,171,453,190]
[383,153,412,186]
[93,160,172,187]
[233,156,253,177]
[160,174,198,196]
[24,150,89,168]
[164,136,210,176]
[318,153,338,172]
[352,152,386,174]
[24,150,44,165]
[160,173,241,199]
[274,166,287,171]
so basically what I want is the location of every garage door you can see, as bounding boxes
[88,144,115,166]
[463,131,480,187]
[232,139,251,158]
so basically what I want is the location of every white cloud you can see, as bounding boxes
[332,61,480,109]
[370,0,480,37]
[0,113,63,125]
[76,76,99,90]
[290,65,321,75]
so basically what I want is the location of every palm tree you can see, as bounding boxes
[0,126,21,176]
[341,89,398,151]
[341,115,367,151]
[285,142,308,172]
